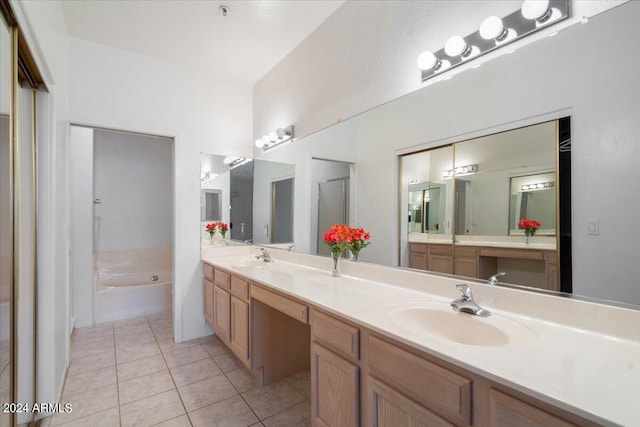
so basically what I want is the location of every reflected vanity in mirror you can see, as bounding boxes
[200,153,295,247]
[402,119,571,293]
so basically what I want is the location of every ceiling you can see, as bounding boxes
[61,0,344,85]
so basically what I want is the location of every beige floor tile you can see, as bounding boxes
[120,389,185,427]
[242,381,305,420]
[262,401,310,427]
[152,414,192,426]
[72,329,114,345]
[170,357,222,388]
[212,351,242,373]
[153,328,174,344]
[56,406,120,427]
[189,395,258,427]
[73,322,113,337]
[159,339,201,354]
[68,349,115,376]
[150,318,172,331]
[114,315,148,328]
[51,384,118,425]
[202,340,228,357]
[146,310,172,322]
[226,368,259,393]
[116,330,157,348]
[249,423,264,427]
[71,338,114,360]
[116,341,160,364]
[163,345,209,369]
[177,375,237,412]
[119,370,175,404]
[197,334,216,344]
[62,365,117,398]
[284,370,311,399]
[115,322,152,338]
[117,354,167,382]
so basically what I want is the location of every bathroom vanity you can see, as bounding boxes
[201,246,639,426]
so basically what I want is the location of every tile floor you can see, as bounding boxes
[51,311,311,427]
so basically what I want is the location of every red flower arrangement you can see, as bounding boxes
[434,223,439,231]
[346,227,371,261]
[323,225,372,274]
[206,221,229,240]
[517,218,541,237]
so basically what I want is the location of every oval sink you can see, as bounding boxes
[232,260,272,269]
[388,301,536,347]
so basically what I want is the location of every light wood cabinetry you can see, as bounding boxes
[311,342,359,427]
[454,246,478,278]
[428,243,454,274]
[203,278,214,327]
[203,261,594,426]
[408,243,428,270]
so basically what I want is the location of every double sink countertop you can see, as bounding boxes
[201,245,640,426]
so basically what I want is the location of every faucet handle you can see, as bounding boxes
[455,284,472,300]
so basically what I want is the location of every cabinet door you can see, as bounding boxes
[454,258,478,278]
[203,278,214,327]
[230,295,250,364]
[488,388,576,427]
[311,342,359,427]
[409,253,428,270]
[213,285,231,343]
[369,377,453,427]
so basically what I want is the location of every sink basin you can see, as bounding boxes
[388,301,536,347]
[231,260,272,269]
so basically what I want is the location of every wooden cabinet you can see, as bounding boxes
[368,377,453,427]
[230,295,249,363]
[486,388,581,427]
[545,252,558,291]
[212,285,230,343]
[428,243,454,274]
[454,246,478,278]
[311,342,359,427]
[203,278,214,327]
[408,243,428,270]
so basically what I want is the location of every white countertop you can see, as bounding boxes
[201,246,639,426]
[408,233,557,251]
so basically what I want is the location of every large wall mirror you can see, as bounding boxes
[200,153,295,247]
[401,119,570,293]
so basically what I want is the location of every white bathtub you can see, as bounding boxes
[94,247,172,323]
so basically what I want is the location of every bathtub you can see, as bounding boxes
[94,246,172,323]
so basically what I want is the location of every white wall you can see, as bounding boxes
[255,1,640,305]
[94,130,172,251]
[68,37,253,342]
[69,126,94,328]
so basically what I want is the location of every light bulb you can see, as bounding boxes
[262,135,270,146]
[479,16,507,41]
[417,51,440,71]
[223,157,233,165]
[444,36,470,57]
[255,139,265,148]
[269,131,277,141]
[521,0,550,21]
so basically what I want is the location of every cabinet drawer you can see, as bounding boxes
[488,388,577,427]
[428,244,453,256]
[214,268,231,290]
[479,248,543,260]
[203,263,214,281]
[409,243,427,254]
[251,284,308,323]
[231,275,249,300]
[311,309,359,361]
[368,335,471,426]
[455,246,478,259]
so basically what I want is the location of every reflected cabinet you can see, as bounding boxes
[402,118,571,293]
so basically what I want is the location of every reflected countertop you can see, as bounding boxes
[201,246,639,426]
[408,233,557,251]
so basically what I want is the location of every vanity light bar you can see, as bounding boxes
[418,0,568,82]
[223,156,252,168]
[521,181,554,191]
[255,125,294,151]
[443,164,478,179]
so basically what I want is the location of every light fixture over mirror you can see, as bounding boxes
[255,125,294,151]
[417,0,568,80]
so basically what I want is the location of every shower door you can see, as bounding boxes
[317,178,349,256]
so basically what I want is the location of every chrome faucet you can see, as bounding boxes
[487,272,506,285]
[451,284,491,317]
[255,248,274,263]
[286,244,295,252]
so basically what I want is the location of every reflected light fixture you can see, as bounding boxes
[521,181,554,191]
[223,156,251,168]
[417,0,568,82]
[442,164,478,179]
[255,125,294,151]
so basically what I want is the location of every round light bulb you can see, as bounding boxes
[269,131,277,141]
[444,35,469,57]
[262,135,270,145]
[417,51,439,70]
[255,139,265,148]
[521,0,550,21]
[223,157,232,165]
[479,16,506,40]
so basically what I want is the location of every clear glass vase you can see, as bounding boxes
[331,251,341,277]
[350,248,360,262]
